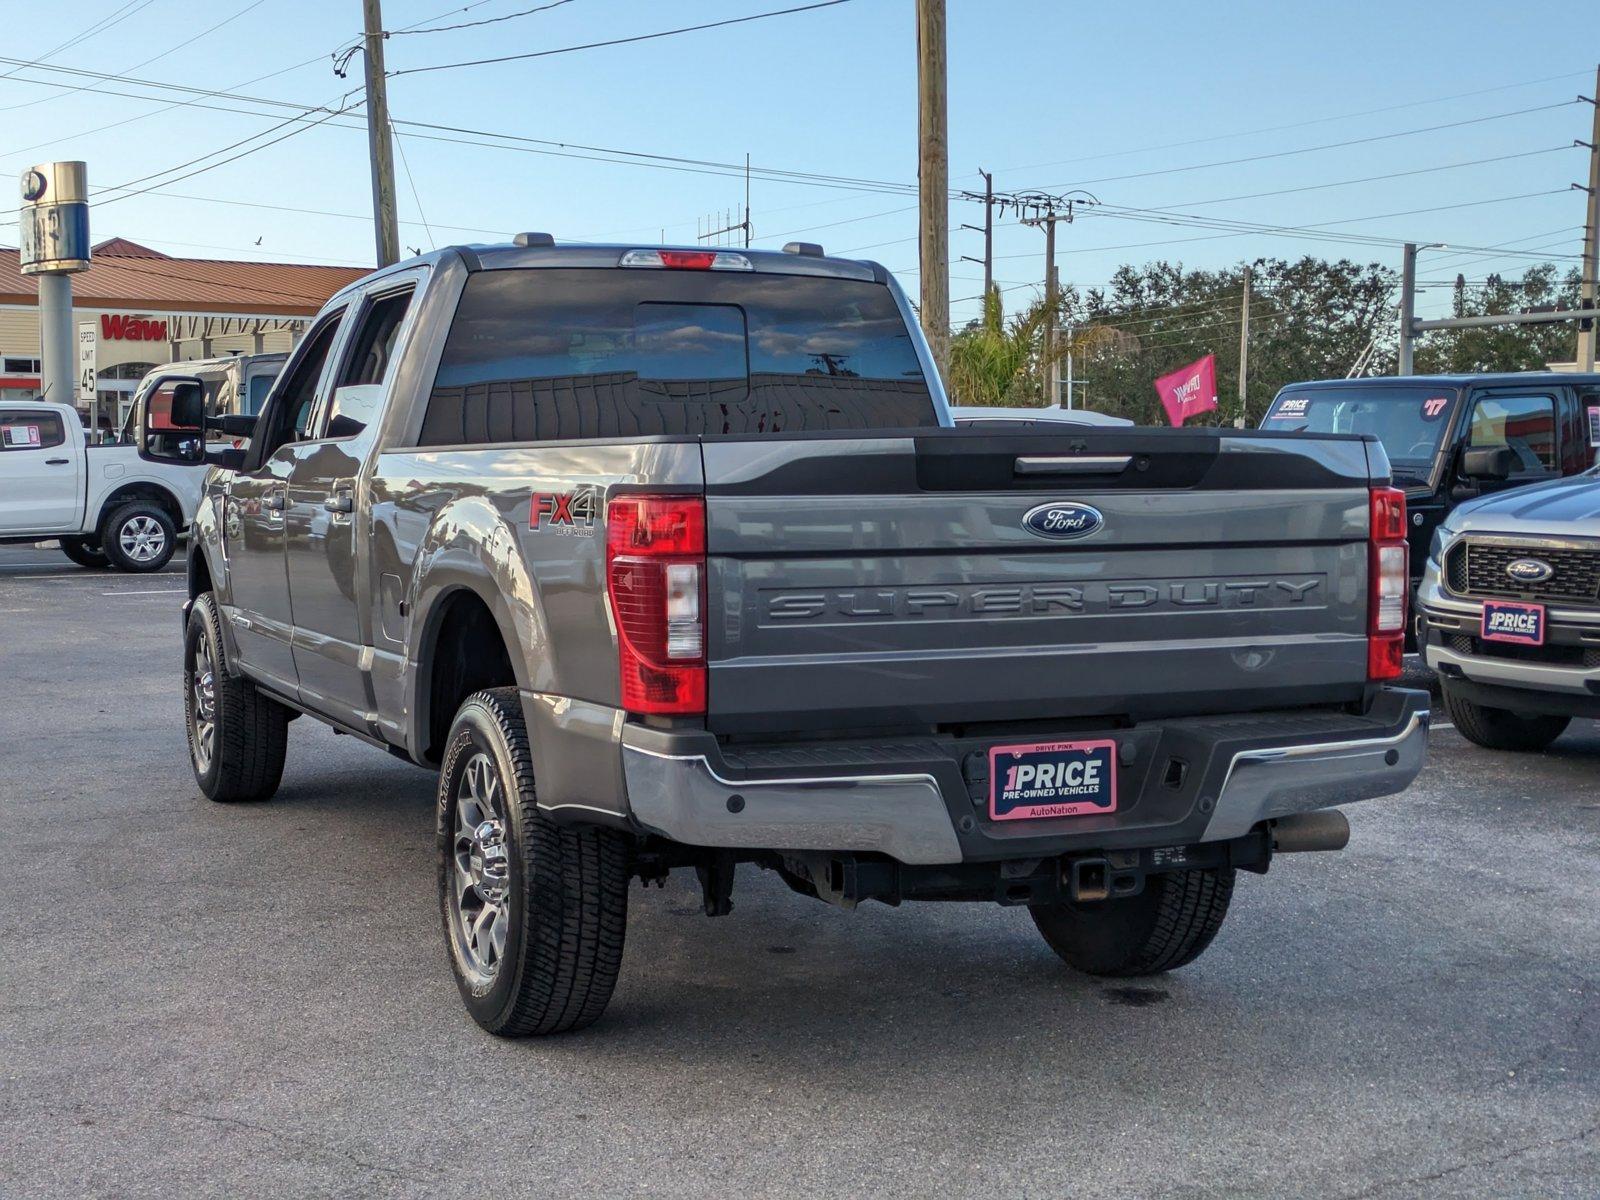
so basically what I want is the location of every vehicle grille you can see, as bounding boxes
[1445,541,1600,605]
[1445,631,1600,668]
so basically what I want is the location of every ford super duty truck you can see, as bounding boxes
[1419,469,1600,750]
[138,238,1429,1037]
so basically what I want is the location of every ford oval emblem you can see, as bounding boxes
[1505,557,1554,584]
[1023,501,1104,540]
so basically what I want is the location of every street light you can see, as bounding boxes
[1398,242,1447,376]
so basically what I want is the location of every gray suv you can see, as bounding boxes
[139,238,1429,1036]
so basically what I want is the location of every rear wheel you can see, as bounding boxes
[185,593,289,802]
[103,501,177,572]
[58,537,110,569]
[1442,682,1570,752]
[438,688,630,1036]
[1031,867,1235,977]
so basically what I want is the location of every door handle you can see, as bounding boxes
[263,491,286,513]
[324,492,353,515]
[45,457,70,465]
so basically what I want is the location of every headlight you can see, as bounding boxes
[1428,523,1453,564]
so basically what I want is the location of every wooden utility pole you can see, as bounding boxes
[362,0,401,268]
[1237,266,1251,422]
[916,0,948,377]
[1578,65,1599,372]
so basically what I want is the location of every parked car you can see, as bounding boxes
[1262,374,1600,611]
[951,405,1135,428]
[0,397,204,571]
[116,352,287,448]
[140,238,1428,1037]
[1417,469,1600,750]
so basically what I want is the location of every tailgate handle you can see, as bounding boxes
[1014,455,1131,476]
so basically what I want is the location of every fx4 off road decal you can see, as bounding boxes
[531,485,599,535]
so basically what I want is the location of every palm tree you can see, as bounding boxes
[947,290,1116,407]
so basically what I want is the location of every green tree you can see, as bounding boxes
[947,289,1118,407]
[1413,265,1584,373]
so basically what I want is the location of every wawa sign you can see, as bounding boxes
[99,314,170,342]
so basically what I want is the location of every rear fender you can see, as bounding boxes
[403,495,548,756]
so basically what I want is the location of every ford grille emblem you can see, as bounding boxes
[1505,557,1554,584]
[1023,501,1104,540]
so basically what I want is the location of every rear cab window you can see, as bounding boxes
[419,268,936,445]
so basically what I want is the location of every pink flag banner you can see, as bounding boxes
[1154,354,1219,427]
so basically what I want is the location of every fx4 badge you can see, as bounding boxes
[531,486,599,535]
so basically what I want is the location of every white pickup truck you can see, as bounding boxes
[0,398,204,571]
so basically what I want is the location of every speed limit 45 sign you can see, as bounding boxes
[76,321,96,402]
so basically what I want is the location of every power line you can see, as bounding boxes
[389,0,581,36]
[0,0,269,115]
[1027,101,1581,192]
[389,0,858,77]
[0,0,157,84]
[391,121,438,252]
[992,68,1593,177]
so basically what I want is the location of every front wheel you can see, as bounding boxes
[103,501,177,572]
[1442,682,1570,752]
[185,593,289,802]
[1031,867,1235,977]
[59,536,111,569]
[437,688,630,1037]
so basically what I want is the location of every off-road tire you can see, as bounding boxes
[1031,867,1235,977]
[1442,681,1570,752]
[58,536,111,569]
[185,593,289,802]
[437,688,630,1037]
[103,500,177,572]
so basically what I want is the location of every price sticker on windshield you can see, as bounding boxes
[1421,396,1450,420]
[1270,396,1309,419]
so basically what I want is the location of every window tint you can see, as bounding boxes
[244,372,276,415]
[419,268,934,445]
[1467,393,1556,476]
[1,410,65,451]
[253,310,345,461]
[323,386,383,439]
[340,288,415,387]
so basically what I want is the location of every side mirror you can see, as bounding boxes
[1460,446,1513,481]
[137,374,207,465]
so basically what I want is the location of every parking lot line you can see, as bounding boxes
[100,589,185,596]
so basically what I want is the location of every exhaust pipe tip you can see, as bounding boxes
[1271,810,1350,854]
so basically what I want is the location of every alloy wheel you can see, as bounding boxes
[190,634,217,773]
[119,515,167,564]
[448,752,511,984]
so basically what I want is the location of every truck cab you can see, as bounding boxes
[1263,373,1600,599]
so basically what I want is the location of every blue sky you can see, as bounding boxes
[1,0,1592,325]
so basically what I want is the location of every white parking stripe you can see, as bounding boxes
[100,589,185,596]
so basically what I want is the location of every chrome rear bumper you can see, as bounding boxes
[620,696,1429,866]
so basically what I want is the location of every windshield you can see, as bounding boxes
[1263,386,1458,478]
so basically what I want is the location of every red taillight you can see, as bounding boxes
[606,495,706,715]
[1368,486,1408,680]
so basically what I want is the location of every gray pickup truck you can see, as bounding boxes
[139,238,1429,1037]
[1419,470,1600,750]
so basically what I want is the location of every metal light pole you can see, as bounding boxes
[1397,242,1445,376]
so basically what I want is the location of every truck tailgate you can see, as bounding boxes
[702,429,1379,735]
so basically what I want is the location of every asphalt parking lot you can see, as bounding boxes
[1,543,1597,1199]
